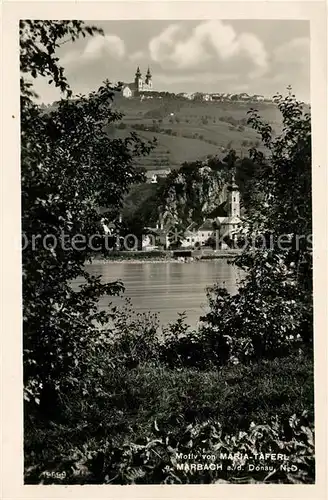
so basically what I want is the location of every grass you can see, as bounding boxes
[108,97,282,171]
[136,130,221,165]
[25,354,314,472]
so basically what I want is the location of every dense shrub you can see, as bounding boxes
[200,264,307,364]
[25,398,314,484]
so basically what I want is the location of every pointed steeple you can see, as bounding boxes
[135,66,141,78]
[230,171,238,190]
[145,66,152,88]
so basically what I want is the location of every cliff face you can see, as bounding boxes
[158,158,230,228]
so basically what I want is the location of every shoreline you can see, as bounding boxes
[90,252,241,265]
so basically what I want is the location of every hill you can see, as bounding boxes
[113,129,221,169]
[109,95,281,171]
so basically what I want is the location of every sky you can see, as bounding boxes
[32,20,310,104]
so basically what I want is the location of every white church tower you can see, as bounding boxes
[227,173,240,218]
[134,66,143,92]
[217,172,241,246]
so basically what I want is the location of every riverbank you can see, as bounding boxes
[91,250,242,264]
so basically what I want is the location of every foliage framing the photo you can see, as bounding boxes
[21,20,154,409]
[21,20,314,486]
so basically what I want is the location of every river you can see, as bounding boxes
[72,259,244,329]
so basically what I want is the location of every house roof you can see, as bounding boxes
[145,227,168,236]
[198,219,214,231]
[186,222,198,232]
[208,201,228,218]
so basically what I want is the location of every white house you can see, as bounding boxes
[146,169,171,183]
[203,94,212,102]
[142,234,159,250]
[180,220,215,248]
[143,227,170,249]
[122,85,133,98]
[182,92,194,100]
[253,94,265,102]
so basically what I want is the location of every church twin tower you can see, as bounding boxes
[134,66,153,92]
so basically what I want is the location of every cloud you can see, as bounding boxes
[148,21,268,75]
[269,37,310,100]
[129,50,147,62]
[149,24,181,63]
[83,34,125,59]
[60,34,125,67]
[273,37,309,65]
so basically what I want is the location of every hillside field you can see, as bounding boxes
[109,95,283,171]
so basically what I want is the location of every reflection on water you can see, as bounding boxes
[72,260,244,329]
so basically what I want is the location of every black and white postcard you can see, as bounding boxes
[1,1,327,499]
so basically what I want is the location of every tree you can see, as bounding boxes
[21,20,154,409]
[201,91,313,362]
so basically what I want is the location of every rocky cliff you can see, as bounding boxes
[157,157,231,229]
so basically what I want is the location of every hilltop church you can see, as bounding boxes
[121,66,153,98]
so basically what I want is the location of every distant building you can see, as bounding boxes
[253,94,265,102]
[143,225,170,249]
[122,86,133,98]
[182,92,194,100]
[180,219,215,248]
[146,169,171,184]
[239,92,250,101]
[211,93,222,101]
[122,66,153,98]
[203,94,212,102]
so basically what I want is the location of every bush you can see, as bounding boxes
[200,264,308,364]
[24,354,314,484]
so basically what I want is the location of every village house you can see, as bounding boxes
[180,219,215,248]
[142,225,170,250]
[252,94,265,102]
[211,93,223,101]
[146,169,171,184]
[239,92,250,101]
[202,94,212,102]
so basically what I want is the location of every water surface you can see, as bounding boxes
[73,260,243,329]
